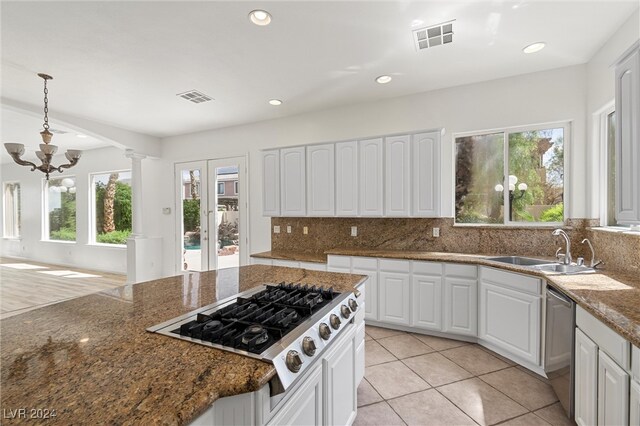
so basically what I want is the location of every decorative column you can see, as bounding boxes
[125,149,146,238]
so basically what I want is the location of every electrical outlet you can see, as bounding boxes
[433,227,440,237]
[287,225,292,234]
[303,226,308,235]
[351,226,358,237]
[274,226,280,234]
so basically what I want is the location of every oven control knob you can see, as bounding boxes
[302,336,317,356]
[319,323,332,340]
[341,304,351,319]
[286,350,303,373]
[330,314,341,329]
[354,289,362,298]
[348,298,358,312]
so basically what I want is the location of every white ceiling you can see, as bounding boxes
[1,1,638,138]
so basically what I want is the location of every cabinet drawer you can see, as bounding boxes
[273,259,300,268]
[480,267,541,295]
[352,257,377,271]
[412,261,443,276]
[252,257,273,266]
[444,263,477,279]
[577,306,630,370]
[379,259,410,273]
[327,255,351,269]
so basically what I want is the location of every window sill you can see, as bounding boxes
[87,242,127,249]
[453,222,565,230]
[2,237,22,241]
[589,226,640,236]
[40,240,77,244]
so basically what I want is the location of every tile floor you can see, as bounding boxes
[355,325,576,426]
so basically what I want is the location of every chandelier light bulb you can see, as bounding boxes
[61,178,75,188]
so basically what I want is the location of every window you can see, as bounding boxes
[3,182,21,238]
[45,176,77,241]
[455,124,566,224]
[218,182,225,195]
[92,171,132,245]
[234,181,238,194]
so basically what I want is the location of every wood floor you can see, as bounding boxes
[0,257,126,319]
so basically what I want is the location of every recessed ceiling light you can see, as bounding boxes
[269,99,282,106]
[375,75,392,84]
[523,42,545,54]
[249,10,272,26]
[76,134,87,138]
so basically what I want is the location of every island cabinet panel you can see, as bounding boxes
[358,138,384,216]
[323,325,357,426]
[411,131,440,217]
[307,143,335,216]
[597,351,629,426]
[631,379,640,426]
[575,329,598,426]
[443,277,477,336]
[411,273,442,331]
[267,363,323,426]
[385,134,411,216]
[280,147,306,216]
[261,150,280,216]
[335,141,359,216]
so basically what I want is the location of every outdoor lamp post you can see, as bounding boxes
[495,175,528,221]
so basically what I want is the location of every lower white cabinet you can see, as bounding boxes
[323,325,357,426]
[378,271,411,326]
[411,274,442,331]
[575,328,598,426]
[443,277,477,336]
[354,268,378,321]
[631,380,640,426]
[267,364,323,426]
[598,351,629,426]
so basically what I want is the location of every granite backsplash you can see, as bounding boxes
[271,218,639,275]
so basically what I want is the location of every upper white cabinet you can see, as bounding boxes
[262,150,280,216]
[359,138,384,216]
[412,131,441,217]
[280,147,306,216]
[385,135,411,216]
[615,43,640,225]
[306,144,335,216]
[335,141,359,216]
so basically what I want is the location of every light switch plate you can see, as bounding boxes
[274,226,280,234]
[433,227,440,237]
[287,225,292,234]
[351,226,358,237]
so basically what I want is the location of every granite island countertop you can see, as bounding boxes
[0,265,366,426]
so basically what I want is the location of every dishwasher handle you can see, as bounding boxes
[547,287,572,308]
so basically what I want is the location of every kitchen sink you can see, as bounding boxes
[533,263,596,275]
[486,256,554,266]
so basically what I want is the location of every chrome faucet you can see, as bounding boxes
[581,238,603,268]
[552,229,572,265]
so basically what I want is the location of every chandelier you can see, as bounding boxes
[4,73,82,180]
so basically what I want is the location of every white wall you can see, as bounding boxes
[153,64,588,276]
[585,10,640,218]
[0,146,132,273]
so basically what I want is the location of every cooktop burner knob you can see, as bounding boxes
[330,314,341,330]
[286,350,303,373]
[348,298,358,312]
[319,323,332,340]
[354,289,362,298]
[340,304,351,319]
[302,336,317,356]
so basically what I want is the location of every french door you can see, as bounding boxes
[175,156,247,272]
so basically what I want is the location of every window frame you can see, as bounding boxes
[453,121,570,227]
[89,169,132,247]
[2,181,21,239]
[42,175,77,243]
[234,180,238,195]
[218,181,225,195]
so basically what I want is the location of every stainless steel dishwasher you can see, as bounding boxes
[544,285,576,419]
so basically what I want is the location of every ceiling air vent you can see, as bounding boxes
[177,90,213,104]
[413,20,454,51]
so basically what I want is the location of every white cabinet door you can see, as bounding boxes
[280,147,306,216]
[598,350,630,426]
[379,271,410,326]
[575,329,598,426]
[355,322,366,386]
[631,380,640,426]
[359,138,383,216]
[336,141,359,216]
[615,46,640,224]
[268,364,323,426]
[262,150,280,216]
[443,277,477,336]
[354,268,378,321]
[307,143,335,216]
[385,134,410,216]
[323,327,356,426]
[479,281,540,365]
[411,131,440,217]
[411,274,442,331]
